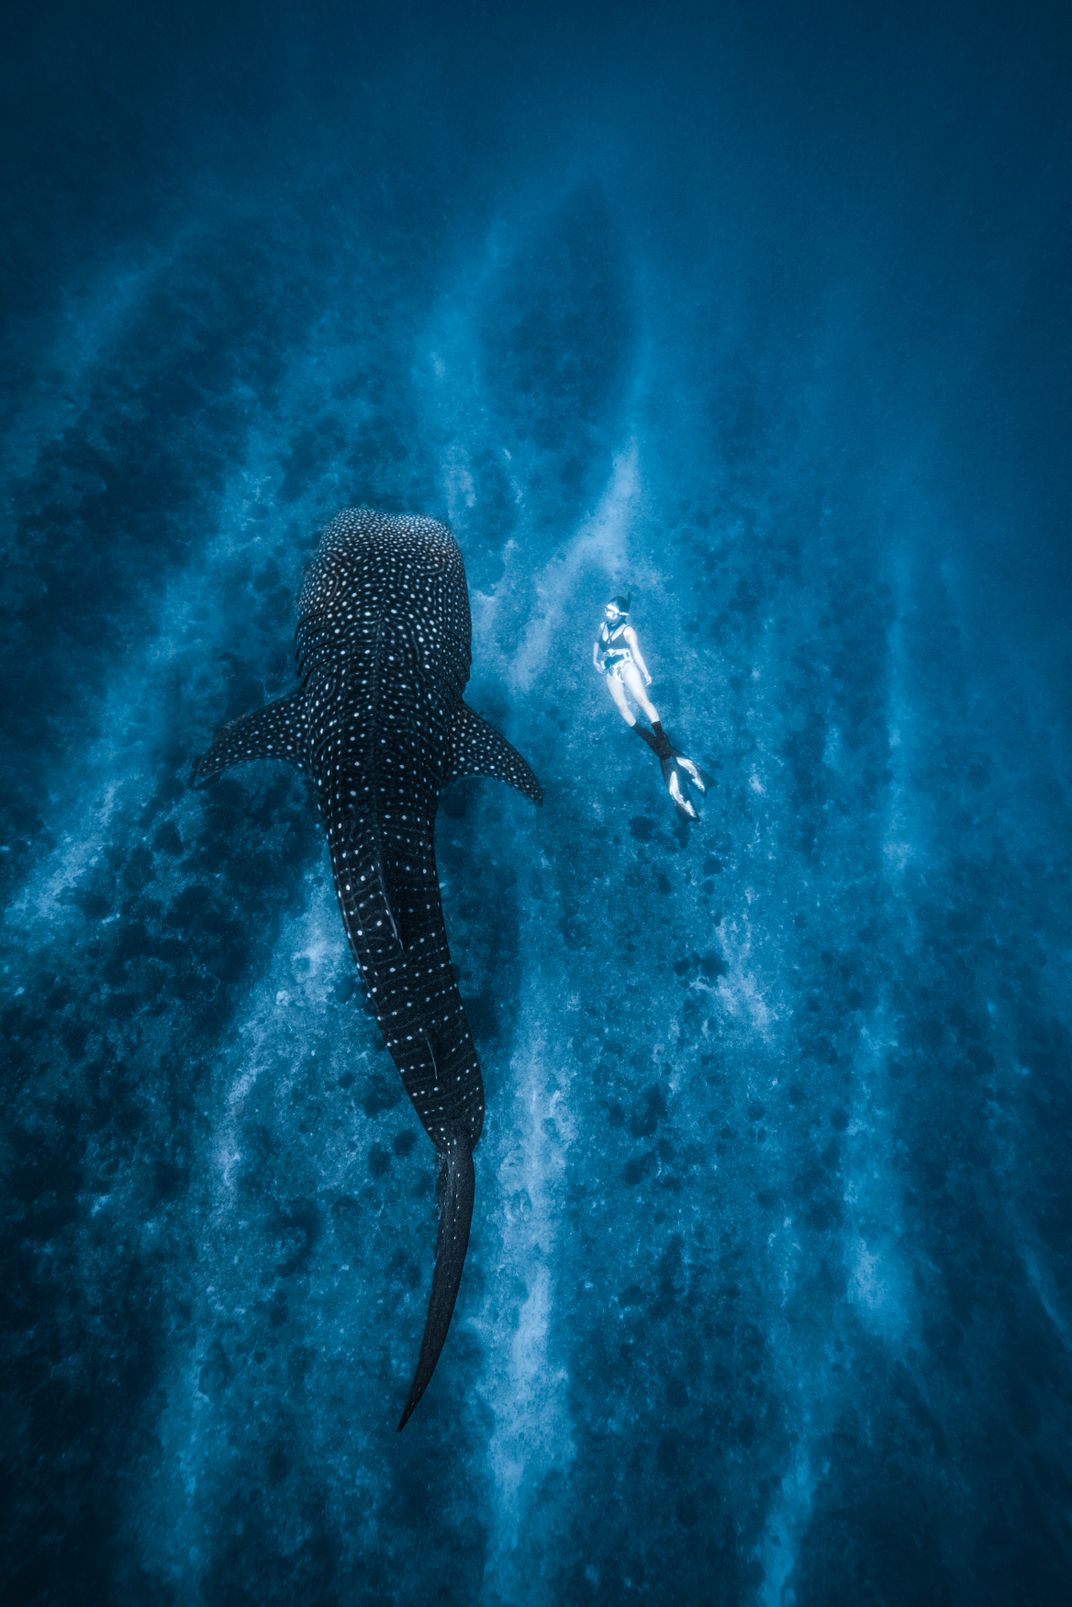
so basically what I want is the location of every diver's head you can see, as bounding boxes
[604,594,631,622]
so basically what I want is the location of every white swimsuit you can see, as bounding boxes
[599,621,633,679]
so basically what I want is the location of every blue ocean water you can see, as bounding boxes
[3,2,1071,1602]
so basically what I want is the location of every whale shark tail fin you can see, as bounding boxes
[398,1120,475,1431]
[190,693,304,786]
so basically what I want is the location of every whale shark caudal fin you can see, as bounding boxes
[445,703,543,804]
[398,1114,475,1431]
[189,694,304,786]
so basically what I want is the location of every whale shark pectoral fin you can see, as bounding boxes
[398,1115,475,1431]
[445,703,543,805]
[190,693,304,787]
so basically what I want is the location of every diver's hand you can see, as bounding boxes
[644,672,652,686]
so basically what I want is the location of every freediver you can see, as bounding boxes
[592,595,706,820]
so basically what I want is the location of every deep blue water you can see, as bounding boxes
[4,3,1072,1602]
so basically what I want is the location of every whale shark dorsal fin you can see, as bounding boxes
[190,693,304,787]
[330,822,407,957]
[364,826,404,951]
[446,703,543,804]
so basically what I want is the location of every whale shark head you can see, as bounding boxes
[295,507,472,690]
[299,508,465,622]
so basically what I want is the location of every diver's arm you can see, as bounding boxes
[592,640,605,674]
[625,627,652,685]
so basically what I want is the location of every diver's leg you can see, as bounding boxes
[620,662,659,724]
[620,665,704,818]
[606,672,637,726]
[620,664,671,758]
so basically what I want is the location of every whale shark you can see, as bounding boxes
[191,507,542,1427]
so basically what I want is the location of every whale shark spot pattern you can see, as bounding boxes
[189,693,305,784]
[447,703,544,803]
[191,506,541,1423]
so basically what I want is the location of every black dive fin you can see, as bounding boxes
[446,703,543,804]
[398,1116,475,1430]
[190,693,304,787]
[661,759,697,820]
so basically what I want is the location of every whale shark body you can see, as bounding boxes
[192,507,542,1427]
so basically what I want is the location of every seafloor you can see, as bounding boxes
[3,3,1071,1604]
